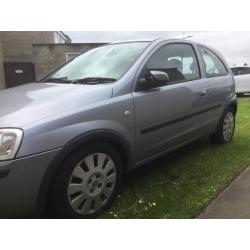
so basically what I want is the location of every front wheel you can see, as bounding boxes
[210,108,236,144]
[51,142,123,218]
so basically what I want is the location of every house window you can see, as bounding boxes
[66,53,81,61]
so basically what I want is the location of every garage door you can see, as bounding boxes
[4,62,36,88]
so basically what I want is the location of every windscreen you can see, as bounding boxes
[44,42,149,82]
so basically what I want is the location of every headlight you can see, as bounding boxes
[0,129,23,161]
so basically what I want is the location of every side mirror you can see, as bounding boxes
[137,70,170,91]
[149,70,170,85]
[138,70,169,90]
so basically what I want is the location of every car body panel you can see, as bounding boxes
[234,74,250,93]
[0,82,113,128]
[0,148,61,218]
[17,93,135,158]
[231,66,250,94]
[133,78,213,162]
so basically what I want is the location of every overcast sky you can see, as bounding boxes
[65,31,250,66]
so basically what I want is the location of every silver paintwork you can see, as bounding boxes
[0,148,61,218]
[67,153,116,215]
[223,112,235,142]
[0,39,237,217]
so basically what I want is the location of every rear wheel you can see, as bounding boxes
[51,142,123,218]
[210,108,235,144]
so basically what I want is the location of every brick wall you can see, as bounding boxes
[33,43,106,80]
[0,32,72,89]
[0,31,56,63]
[0,35,5,89]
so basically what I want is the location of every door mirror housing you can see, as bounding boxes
[137,70,170,91]
[149,70,170,85]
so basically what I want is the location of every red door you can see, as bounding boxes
[4,62,36,88]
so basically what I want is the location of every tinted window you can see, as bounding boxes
[231,68,238,75]
[146,43,200,84]
[199,46,228,77]
[231,67,250,76]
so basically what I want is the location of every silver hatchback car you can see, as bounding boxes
[0,39,237,218]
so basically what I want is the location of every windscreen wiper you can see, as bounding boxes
[43,77,72,83]
[72,77,117,84]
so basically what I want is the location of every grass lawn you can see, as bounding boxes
[102,97,250,218]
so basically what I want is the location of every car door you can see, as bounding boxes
[198,46,234,124]
[133,42,210,163]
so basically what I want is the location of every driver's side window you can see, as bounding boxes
[145,43,200,84]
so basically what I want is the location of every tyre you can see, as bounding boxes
[51,142,123,218]
[210,108,236,145]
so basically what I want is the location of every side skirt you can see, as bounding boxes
[135,135,203,168]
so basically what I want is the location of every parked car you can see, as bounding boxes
[231,66,250,96]
[0,39,237,218]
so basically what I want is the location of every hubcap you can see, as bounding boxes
[67,153,117,215]
[223,112,235,142]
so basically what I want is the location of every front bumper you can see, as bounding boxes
[0,148,61,218]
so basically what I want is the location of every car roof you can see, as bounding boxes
[108,38,222,58]
[110,38,197,45]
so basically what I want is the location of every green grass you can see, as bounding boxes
[102,98,250,219]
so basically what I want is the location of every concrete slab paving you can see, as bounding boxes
[199,166,250,219]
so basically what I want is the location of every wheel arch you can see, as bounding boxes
[228,99,238,114]
[35,129,133,216]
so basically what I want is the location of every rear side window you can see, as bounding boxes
[146,43,200,84]
[199,46,228,78]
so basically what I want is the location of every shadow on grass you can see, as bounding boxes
[125,137,211,185]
